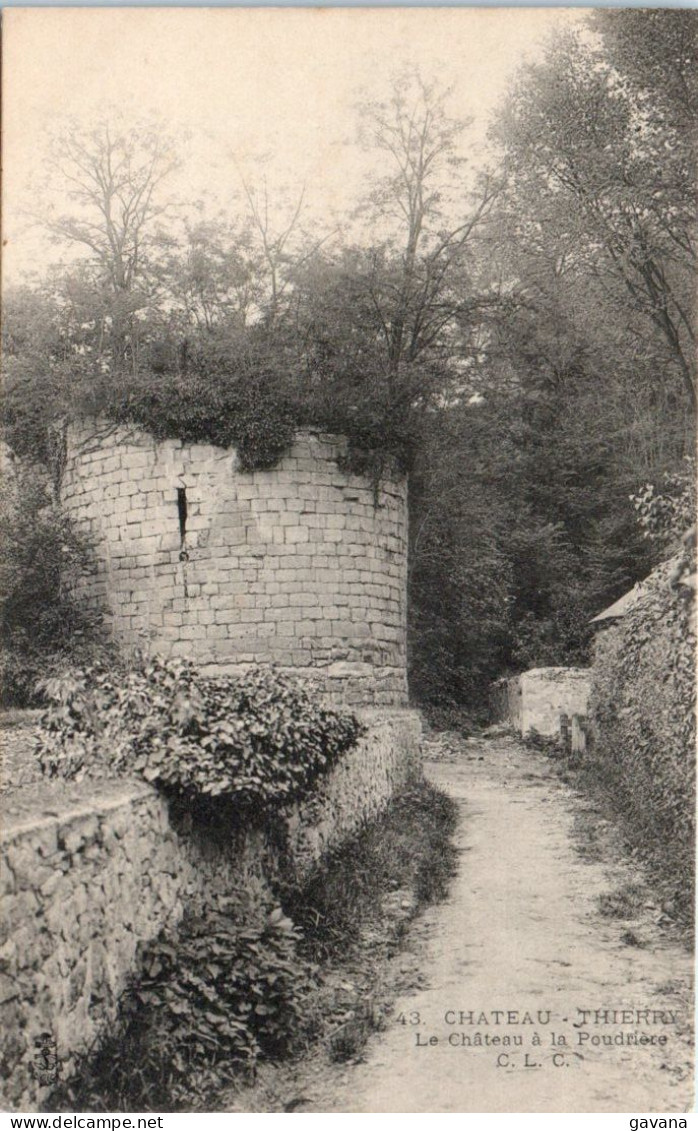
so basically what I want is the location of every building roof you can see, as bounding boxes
[590,583,646,624]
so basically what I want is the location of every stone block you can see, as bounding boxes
[285,526,309,544]
[214,608,241,626]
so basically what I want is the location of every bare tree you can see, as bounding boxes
[40,117,181,373]
[237,173,338,330]
[357,71,500,391]
[239,176,306,328]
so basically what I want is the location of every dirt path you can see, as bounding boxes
[288,733,693,1113]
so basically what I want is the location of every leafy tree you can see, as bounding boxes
[591,9,698,139]
[260,74,501,470]
[413,11,695,697]
[1,280,100,464]
[490,22,696,411]
[156,218,265,334]
[407,402,512,708]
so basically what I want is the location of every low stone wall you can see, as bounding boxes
[489,677,523,732]
[490,667,590,738]
[285,709,421,873]
[0,709,421,1110]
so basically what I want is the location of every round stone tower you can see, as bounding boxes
[61,423,408,706]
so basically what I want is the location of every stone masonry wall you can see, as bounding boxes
[0,709,421,1109]
[490,667,590,737]
[61,424,408,706]
[489,677,523,732]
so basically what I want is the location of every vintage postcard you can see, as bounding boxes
[1,7,695,1116]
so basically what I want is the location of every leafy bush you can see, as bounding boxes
[49,903,317,1112]
[107,336,298,472]
[37,657,364,815]
[4,297,420,489]
[630,459,696,547]
[133,904,314,1060]
[0,459,113,706]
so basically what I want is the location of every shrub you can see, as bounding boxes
[50,903,317,1112]
[108,341,298,472]
[630,460,696,547]
[0,459,112,707]
[37,656,364,816]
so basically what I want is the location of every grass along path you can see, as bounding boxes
[276,731,693,1113]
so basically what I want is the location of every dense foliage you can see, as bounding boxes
[3,12,696,709]
[49,901,317,1111]
[630,462,696,548]
[588,539,696,925]
[0,459,112,706]
[408,10,696,703]
[37,657,364,816]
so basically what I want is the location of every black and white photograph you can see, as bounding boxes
[1,6,695,1116]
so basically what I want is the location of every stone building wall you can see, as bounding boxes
[1,709,421,1110]
[490,667,590,737]
[61,424,408,706]
[587,554,695,910]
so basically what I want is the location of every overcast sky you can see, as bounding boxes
[3,7,586,283]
